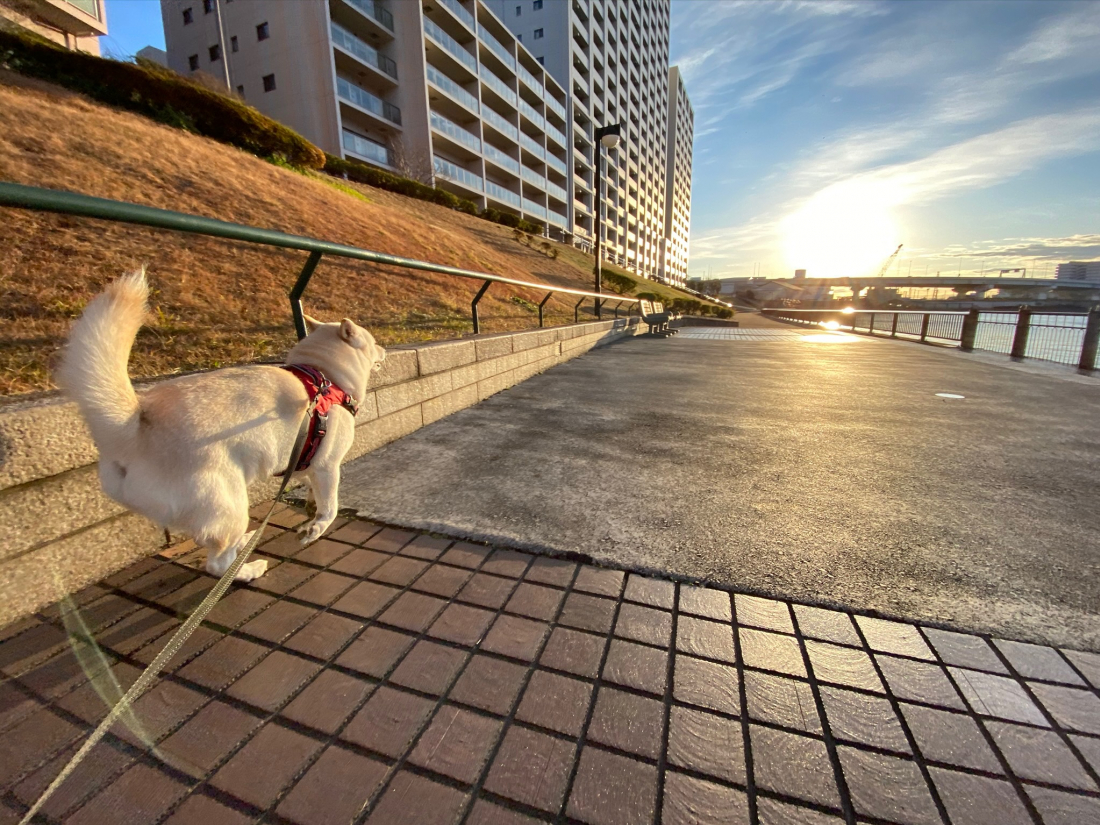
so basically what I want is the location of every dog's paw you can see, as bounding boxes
[297,519,329,546]
[234,558,268,583]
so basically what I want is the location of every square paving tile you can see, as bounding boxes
[750,725,839,808]
[1026,784,1100,825]
[163,794,254,825]
[504,582,565,621]
[539,627,606,678]
[329,548,389,577]
[458,574,518,610]
[93,608,180,656]
[252,561,316,596]
[448,655,527,716]
[624,574,674,610]
[924,628,1007,674]
[1063,649,1100,688]
[283,612,363,660]
[465,799,544,825]
[408,705,503,783]
[855,616,935,660]
[203,589,275,629]
[1029,682,1100,734]
[428,603,495,646]
[994,639,1085,685]
[793,605,861,647]
[587,687,664,758]
[1071,732,1100,774]
[735,594,793,633]
[515,669,593,737]
[369,556,429,587]
[390,640,468,696]
[67,762,189,825]
[281,669,373,734]
[805,640,885,693]
[12,740,131,823]
[899,703,1002,772]
[875,654,965,710]
[744,670,821,735]
[837,746,940,825]
[482,549,532,579]
[674,655,740,715]
[929,767,1033,825]
[756,797,844,824]
[363,527,417,554]
[662,771,749,825]
[949,668,1048,726]
[558,592,617,634]
[226,650,322,711]
[294,538,352,568]
[275,744,388,825]
[668,705,746,784]
[740,627,806,677]
[820,685,911,754]
[326,520,382,546]
[365,770,468,825]
[566,747,657,825]
[240,600,317,644]
[987,720,1097,790]
[209,722,322,809]
[103,678,208,748]
[337,626,415,678]
[615,603,672,648]
[603,638,668,696]
[523,557,577,588]
[331,581,400,619]
[412,564,474,598]
[573,566,625,598]
[159,701,263,778]
[484,726,576,813]
[439,542,493,569]
[481,614,549,661]
[378,592,449,633]
[176,635,268,691]
[679,585,732,622]
[341,685,435,757]
[399,534,452,561]
[677,616,736,663]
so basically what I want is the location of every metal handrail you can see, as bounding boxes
[0,182,638,337]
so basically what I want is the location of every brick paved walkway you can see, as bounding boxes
[0,504,1098,825]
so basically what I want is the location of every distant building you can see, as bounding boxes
[660,65,693,286]
[136,45,169,66]
[0,0,107,54]
[1056,261,1100,282]
[794,269,806,280]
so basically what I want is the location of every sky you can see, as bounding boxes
[99,0,1100,281]
[670,0,1100,280]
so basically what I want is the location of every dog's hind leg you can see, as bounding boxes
[196,480,268,583]
[298,464,340,545]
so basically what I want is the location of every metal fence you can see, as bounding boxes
[763,307,1100,371]
[0,182,639,336]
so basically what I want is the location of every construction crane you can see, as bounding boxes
[877,244,903,278]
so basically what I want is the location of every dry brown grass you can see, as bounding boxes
[0,74,692,398]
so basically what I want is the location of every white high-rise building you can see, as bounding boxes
[1056,261,1100,282]
[661,65,692,285]
[162,0,571,236]
[487,0,682,283]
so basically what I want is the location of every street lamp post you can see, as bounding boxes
[593,123,622,320]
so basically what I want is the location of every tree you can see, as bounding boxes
[387,136,433,183]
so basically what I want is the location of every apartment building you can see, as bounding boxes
[161,0,571,236]
[1,0,107,54]
[660,65,692,285]
[487,0,681,282]
[1056,261,1100,282]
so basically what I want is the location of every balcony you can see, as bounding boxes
[545,153,567,176]
[520,165,545,190]
[548,210,568,229]
[438,0,475,30]
[517,64,542,99]
[546,180,567,202]
[480,69,517,110]
[434,156,483,192]
[478,29,515,71]
[573,198,592,215]
[337,77,401,125]
[523,198,547,219]
[518,99,544,131]
[331,23,397,79]
[343,0,394,33]
[342,129,389,166]
[424,17,476,72]
[545,122,567,148]
[485,180,521,208]
[519,132,545,160]
[545,95,566,120]
[482,106,519,142]
[484,143,520,175]
[426,64,478,113]
[430,110,481,153]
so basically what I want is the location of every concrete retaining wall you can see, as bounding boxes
[0,317,643,624]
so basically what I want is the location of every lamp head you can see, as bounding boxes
[601,132,620,149]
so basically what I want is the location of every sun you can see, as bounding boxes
[781,180,901,279]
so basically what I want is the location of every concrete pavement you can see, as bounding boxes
[340,327,1100,650]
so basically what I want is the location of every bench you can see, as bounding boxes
[639,299,677,336]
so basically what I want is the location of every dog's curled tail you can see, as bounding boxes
[56,270,149,452]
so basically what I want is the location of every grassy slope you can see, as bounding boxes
[0,73,711,396]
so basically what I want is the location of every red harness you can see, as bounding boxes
[276,365,359,475]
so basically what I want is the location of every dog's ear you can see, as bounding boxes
[339,318,361,347]
[303,315,323,334]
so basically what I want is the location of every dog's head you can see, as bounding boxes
[292,315,386,397]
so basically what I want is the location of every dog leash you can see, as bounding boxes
[18,399,318,825]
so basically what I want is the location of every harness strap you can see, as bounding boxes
[18,399,319,825]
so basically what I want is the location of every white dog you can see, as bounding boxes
[57,271,385,582]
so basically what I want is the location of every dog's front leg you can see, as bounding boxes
[298,465,339,545]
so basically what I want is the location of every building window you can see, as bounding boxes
[257,22,270,41]
[517,34,522,41]
[263,73,276,92]
[208,43,220,61]
[534,28,543,39]
[203,0,213,13]
[182,7,193,24]
[537,56,544,65]
[188,54,199,70]
[515,4,521,14]
[230,35,238,52]
[237,84,244,96]
[533,0,542,8]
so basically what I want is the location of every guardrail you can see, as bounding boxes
[0,182,640,336]
[763,307,1100,371]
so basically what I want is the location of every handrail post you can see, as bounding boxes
[867,312,875,336]
[1010,305,1031,360]
[290,251,323,340]
[614,301,622,318]
[471,280,491,334]
[538,292,553,328]
[574,296,585,324]
[960,307,980,351]
[890,314,899,338]
[1079,305,1100,371]
[920,313,931,342]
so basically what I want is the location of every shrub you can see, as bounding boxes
[716,308,734,319]
[600,269,637,295]
[636,291,661,302]
[0,27,325,168]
